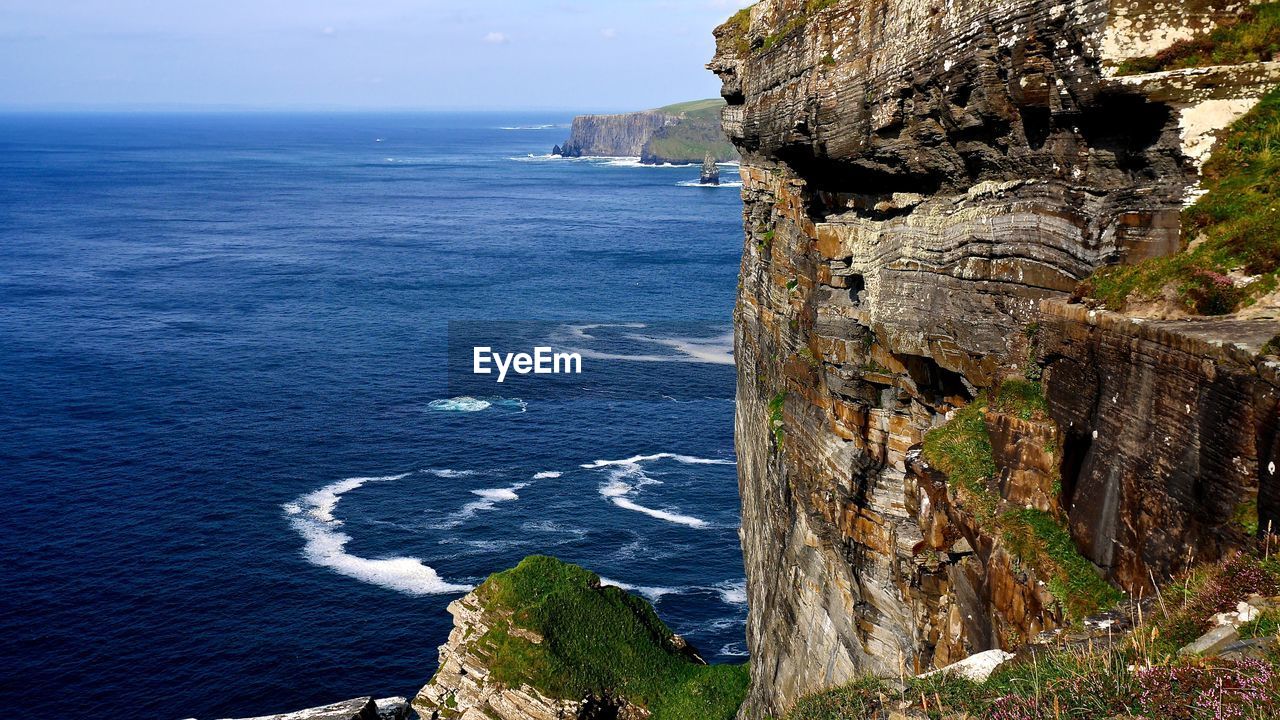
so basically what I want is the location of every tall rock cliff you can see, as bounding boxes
[710,0,1280,717]
[559,110,673,157]
[556,99,739,163]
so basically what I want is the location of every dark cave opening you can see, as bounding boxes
[1059,428,1093,509]
[848,274,866,306]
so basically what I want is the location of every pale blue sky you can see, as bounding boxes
[0,0,753,111]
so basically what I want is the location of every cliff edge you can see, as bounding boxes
[711,0,1280,716]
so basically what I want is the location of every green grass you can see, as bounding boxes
[723,6,754,55]
[721,0,841,55]
[1116,3,1280,75]
[786,676,887,720]
[471,556,748,719]
[989,378,1049,421]
[1001,508,1124,620]
[1081,72,1280,315]
[657,98,727,115]
[921,398,998,518]
[643,98,737,163]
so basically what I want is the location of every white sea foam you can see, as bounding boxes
[497,124,563,130]
[581,452,734,468]
[428,396,490,412]
[716,579,748,605]
[532,471,562,479]
[426,469,477,478]
[427,396,527,413]
[522,519,588,537]
[636,331,734,365]
[676,179,744,188]
[599,577,682,603]
[284,473,471,596]
[556,324,734,365]
[435,482,528,529]
[609,497,707,528]
[719,642,750,657]
[586,454,717,528]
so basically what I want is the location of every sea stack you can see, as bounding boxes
[699,152,719,185]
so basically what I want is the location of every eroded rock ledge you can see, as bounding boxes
[711,0,1280,717]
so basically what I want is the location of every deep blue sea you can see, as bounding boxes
[0,113,745,718]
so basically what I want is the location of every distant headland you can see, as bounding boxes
[552,98,739,165]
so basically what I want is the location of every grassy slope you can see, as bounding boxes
[474,556,748,720]
[1082,7,1280,314]
[657,98,727,115]
[787,552,1280,720]
[645,99,737,163]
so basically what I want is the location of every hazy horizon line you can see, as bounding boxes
[0,99,726,115]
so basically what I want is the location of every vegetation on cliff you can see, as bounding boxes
[473,556,748,719]
[644,99,738,164]
[1084,15,1280,315]
[787,551,1280,720]
[722,1,840,55]
[1116,3,1280,75]
[922,384,1121,621]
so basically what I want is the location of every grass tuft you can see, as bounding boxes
[922,398,998,518]
[989,378,1049,421]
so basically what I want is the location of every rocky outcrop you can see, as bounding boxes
[702,152,722,185]
[410,556,745,720]
[711,0,1280,717]
[411,592,602,720]
[555,99,739,164]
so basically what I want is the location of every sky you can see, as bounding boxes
[0,0,754,112]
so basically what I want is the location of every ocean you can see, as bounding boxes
[0,113,746,718]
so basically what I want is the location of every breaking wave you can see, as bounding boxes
[586,454,732,528]
[282,473,471,596]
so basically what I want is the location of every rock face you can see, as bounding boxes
[557,109,672,157]
[702,152,722,185]
[555,99,739,164]
[710,0,1280,717]
[411,593,597,720]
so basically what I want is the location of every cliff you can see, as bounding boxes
[710,0,1280,717]
[410,556,747,720]
[555,99,739,164]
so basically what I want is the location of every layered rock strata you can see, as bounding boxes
[557,110,672,157]
[711,0,1280,716]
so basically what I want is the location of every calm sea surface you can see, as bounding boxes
[0,113,745,718]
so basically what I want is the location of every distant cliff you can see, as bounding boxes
[555,99,739,164]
